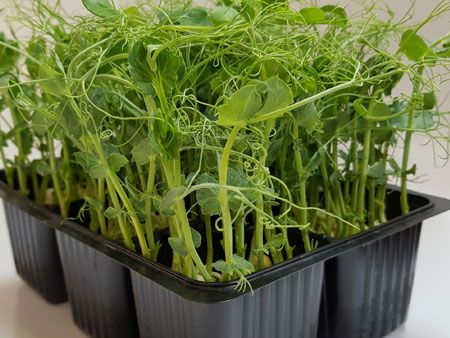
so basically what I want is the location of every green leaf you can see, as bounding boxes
[400,30,428,62]
[131,137,155,165]
[108,153,128,173]
[436,39,450,57]
[89,164,108,179]
[299,7,326,24]
[153,119,183,159]
[389,158,402,175]
[195,173,220,215]
[217,85,262,126]
[266,138,282,166]
[38,63,66,97]
[321,5,348,27]
[413,110,434,130]
[160,187,186,216]
[423,92,437,110]
[304,148,323,178]
[0,33,19,72]
[191,228,202,249]
[373,128,393,145]
[31,110,51,136]
[82,0,118,18]
[178,7,212,26]
[168,237,189,257]
[263,233,285,250]
[26,38,46,77]
[368,161,388,184]
[371,102,391,118]
[84,196,102,210]
[57,100,82,139]
[294,101,319,134]
[33,160,51,176]
[104,207,119,219]
[353,98,368,117]
[212,260,234,274]
[257,77,293,115]
[210,6,239,24]
[128,42,154,95]
[227,167,255,212]
[74,152,108,179]
[233,255,255,274]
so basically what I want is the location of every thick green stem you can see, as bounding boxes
[401,110,415,215]
[235,214,245,257]
[175,199,213,281]
[105,177,135,250]
[205,216,213,273]
[97,178,108,236]
[92,138,150,257]
[31,172,40,204]
[320,158,333,231]
[162,156,212,280]
[278,143,293,259]
[292,121,312,252]
[108,173,150,257]
[357,120,372,228]
[255,197,265,269]
[350,129,360,220]
[12,115,28,196]
[255,120,275,269]
[377,185,388,223]
[62,141,72,203]
[0,147,14,187]
[218,124,242,265]
[145,156,157,260]
[47,135,68,217]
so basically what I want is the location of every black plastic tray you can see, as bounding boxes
[1,178,448,303]
[2,200,67,303]
[319,221,423,338]
[56,231,139,338]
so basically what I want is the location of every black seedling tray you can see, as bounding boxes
[2,200,67,304]
[1,179,449,302]
[1,178,449,338]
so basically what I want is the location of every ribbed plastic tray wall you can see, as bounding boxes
[131,262,324,338]
[3,201,67,303]
[319,223,422,338]
[56,231,139,338]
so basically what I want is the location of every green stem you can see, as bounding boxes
[235,214,245,257]
[62,141,72,204]
[47,134,68,217]
[292,121,312,252]
[31,172,40,204]
[218,124,242,265]
[12,118,28,196]
[0,147,14,187]
[255,120,276,269]
[145,156,157,260]
[92,137,150,257]
[320,158,333,232]
[205,216,213,274]
[357,120,372,228]
[377,185,388,223]
[401,109,415,215]
[105,177,135,250]
[97,178,108,236]
[175,199,213,281]
[39,176,49,205]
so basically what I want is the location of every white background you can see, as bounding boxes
[0,0,449,337]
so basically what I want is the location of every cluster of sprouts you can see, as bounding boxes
[0,0,449,286]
